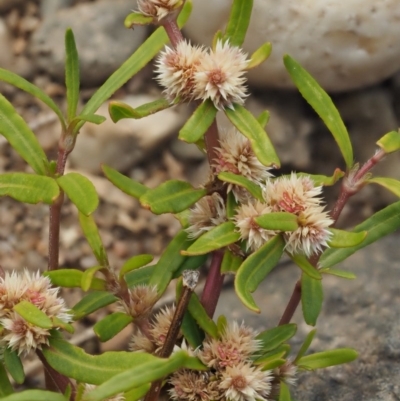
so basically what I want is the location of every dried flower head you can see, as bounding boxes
[84,384,125,401]
[186,193,226,239]
[156,40,206,102]
[0,271,26,318]
[120,284,158,319]
[234,201,276,252]
[137,0,183,21]
[149,305,180,349]
[193,40,249,110]
[130,328,156,353]
[274,359,298,386]
[219,362,272,401]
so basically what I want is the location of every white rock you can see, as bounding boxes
[184,0,400,92]
[69,94,189,173]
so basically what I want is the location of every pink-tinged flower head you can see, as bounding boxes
[138,0,183,21]
[120,284,158,319]
[156,40,206,102]
[219,362,272,401]
[149,305,180,349]
[193,40,249,110]
[186,193,226,239]
[0,271,26,318]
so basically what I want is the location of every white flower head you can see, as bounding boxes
[193,40,249,110]
[138,0,183,21]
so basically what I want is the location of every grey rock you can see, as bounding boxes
[39,0,74,18]
[30,0,146,87]
[0,17,14,70]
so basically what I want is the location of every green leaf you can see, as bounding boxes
[256,324,297,353]
[44,269,106,290]
[0,390,68,401]
[297,348,358,370]
[79,213,108,266]
[256,110,270,128]
[124,385,151,401]
[279,382,292,401]
[294,328,316,363]
[253,345,288,366]
[119,254,154,278]
[255,212,298,231]
[83,351,202,401]
[301,273,323,326]
[81,266,103,292]
[320,201,400,268]
[57,172,99,216]
[182,222,241,256]
[72,291,118,320]
[140,180,207,214]
[181,311,204,349]
[283,55,353,168]
[367,177,400,198]
[94,312,133,342]
[319,268,356,280]
[224,0,253,47]
[109,98,172,122]
[13,300,52,329]
[328,228,367,248]
[65,29,80,123]
[0,94,49,175]
[247,42,272,69]
[179,99,218,143]
[73,2,192,135]
[290,254,321,280]
[52,316,74,334]
[235,235,285,312]
[226,191,238,219]
[0,68,66,131]
[221,248,243,274]
[125,264,155,288]
[296,169,345,186]
[70,114,106,128]
[218,172,263,201]
[124,12,153,28]
[4,348,24,384]
[102,165,148,199]
[172,253,208,279]
[0,173,59,204]
[149,230,192,295]
[225,104,280,167]
[376,130,400,154]
[0,362,13,397]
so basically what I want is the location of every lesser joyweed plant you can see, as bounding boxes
[0,1,400,400]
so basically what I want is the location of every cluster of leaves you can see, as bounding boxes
[0,1,400,401]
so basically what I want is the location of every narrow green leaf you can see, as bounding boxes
[181,311,204,349]
[94,312,133,342]
[256,324,297,353]
[216,315,228,337]
[125,264,155,288]
[124,12,153,28]
[81,266,103,292]
[376,130,400,154]
[0,390,68,401]
[0,173,59,204]
[72,291,118,320]
[182,222,241,256]
[226,191,238,219]
[225,104,280,167]
[65,29,80,122]
[247,42,272,69]
[367,177,400,198]
[297,169,345,186]
[255,212,298,231]
[179,99,218,143]
[320,201,400,268]
[172,253,208,279]
[257,110,270,128]
[235,235,285,312]
[124,384,151,401]
[0,68,66,131]
[79,213,108,266]
[0,94,49,175]
[52,316,74,334]
[253,346,288,366]
[328,228,367,248]
[290,254,321,280]
[109,98,172,122]
[70,114,106,128]
[140,180,207,214]
[4,348,25,384]
[224,0,253,46]
[73,2,192,134]
[44,269,106,290]
[218,172,263,201]
[221,248,243,274]
[294,328,317,363]
[301,273,323,326]
[283,55,353,168]
[119,254,154,278]
[102,165,148,199]
[319,268,356,280]
[13,300,52,329]
[57,172,99,216]
[0,362,13,397]
[279,382,292,401]
[297,348,358,370]
[260,359,286,371]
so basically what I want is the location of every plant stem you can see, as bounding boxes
[200,250,224,318]
[161,15,183,47]
[278,279,301,325]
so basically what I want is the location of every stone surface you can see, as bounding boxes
[30,0,146,87]
[184,0,400,92]
[0,17,15,70]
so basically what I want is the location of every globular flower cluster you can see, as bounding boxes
[0,270,70,355]
[137,0,184,21]
[120,284,158,320]
[156,40,249,110]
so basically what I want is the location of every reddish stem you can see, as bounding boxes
[278,279,301,326]
[161,15,184,47]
